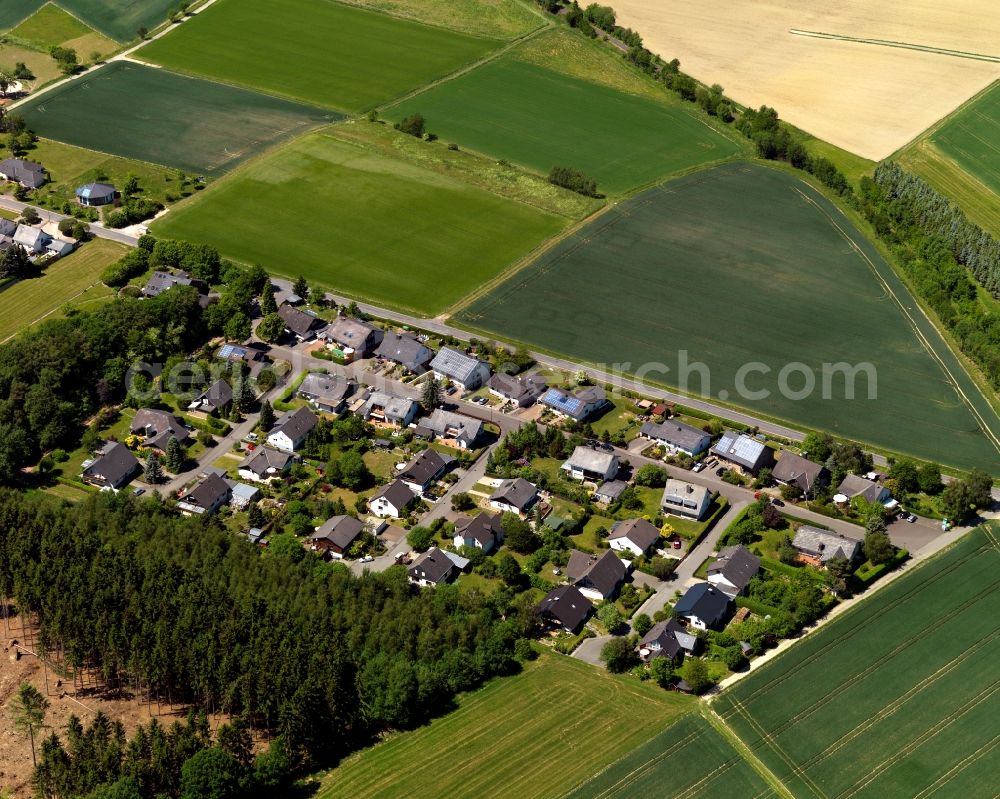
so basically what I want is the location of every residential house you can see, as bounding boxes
[310,515,365,558]
[176,473,232,516]
[660,479,713,521]
[131,409,191,452]
[792,526,862,567]
[429,347,491,390]
[75,182,117,207]
[229,483,261,510]
[421,408,483,449]
[489,478,538,516]
[297,373,355,414]
[217,343,269,379]
[187,379,233,417]
[638,619,699,663]
[45,238,74,258]
[836,474,892,505]
[608,518,661,557]
[593,479,628,505]
[368,480,416,518]
[0,219,16,237]
[408,547,457,586]
[321,316,383,361]
[773,452,828,498]
[639,420,711,457]
[266,407,318,452]
[540,385,610,422]
[712,431,775,474]
[561,446,619,482]
[238,446,295,482]
[277,302,324,342]
[566,549,627,601]
[706,545,761,597]
[487,372,547,407]
[142,270,207,298]
[538,585,593,633]
[0,157,45,188]
[453,513,504,554]
[13,225,47,254]
[376,332,433,374]
[397,449,453,494]
[81,442,140,490]
[673,583,731,630]
[358,391,419,428]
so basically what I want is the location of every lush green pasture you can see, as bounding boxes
[336,0,542,39]
[152,130,565,315]
[457,162,1000,471]
[55,0,177,42]
[139,0,498,112]
[0,0,44,29]
[390,45,741,194]
[0,239,126,343]
[317,650,693,799]
[715,524,1000,799]
[564,714,776,799]
[926,80,1000,198]
[17,61,333,174]
[10,2,93,47]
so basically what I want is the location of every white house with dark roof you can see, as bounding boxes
[707,545,761,597]
[487,372,547,407]
[421,408,483,449]
[561,446,619,482]
[277,303,324,341]
[131,409,191,453]
[321,316,383,361]
[453,513,504,554]
[81,442,140,490]
[298,373,355,414]
[376,332,433,374]
[266,407,318,452]
[489,478,538,516]
[408,547,457,586]
[566,549,627,601]
[187,379,233,417]
[638,618,698,663]
[358,390,419,428]
[608,518,661,557]
[397,448,453,494]
[238,446,295,482]
[712,431,775,474]
[368,479,416,518]
[639,420,712,457]
[673,583,731,630]
[429,347,490,390]
[661,479,713,520]
[540,385,609,422]
[176,473,232,516]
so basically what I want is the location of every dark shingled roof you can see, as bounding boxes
[371,479,416,511]
[278,303,324,338]
[82,442,140,488]
[311,515,365,550]
[271,407,318,443]
[707,545,761,594]
[566,549,626,598]
[131,408,191,451]
[609,518,661,553]
[398,448,453,488]
[538,584,593,632]
[408,547,456,584]
[773,452,826,493]
[454,513,503,547]
[490,478,538,512]
[376,332,433,373]
[673,583,730,629]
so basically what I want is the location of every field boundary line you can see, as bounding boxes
[703,707,794,799]
[789,29,1000,63]
[912,731,1000,799]
[0,279,107,345]
[791,184,1000,456]
[836,677,1000,799]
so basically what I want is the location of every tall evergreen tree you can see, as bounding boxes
[292,275,308,299]
[144,451,163,484]
[165,435,184,473]
[236,378,256,413]
[9,682,48,766]
[258,400,275,432]
[421,377,441,412]
[259,282,277,315]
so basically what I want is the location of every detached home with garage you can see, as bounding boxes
[277,302,324,342]
[0,157,45,188]
[608,518,661,557]
[712,431,775,475]
[638,618,698,663]
[453,512,504,554]
[566,549,627,601]
[673,583,731,630]
[429,347,491,390]
[238,446,295,483]
[419,408,483,449]
[561,445,619,482]
[639,419,711,457]
[297,373,355,414]
[773,452,828,498]
[187,379,233,418]
[81,442,140,490]
[368,479,416,518]
[131,409,191,453]
[706,545,760,597]
[266,407,318,452]
[661,479,713,521]
[176,473,232,516]
[487,372,547,407]
[792,526,862,567]
[489,478,539,516]
[408,547,458,587]
[397,448,453,494]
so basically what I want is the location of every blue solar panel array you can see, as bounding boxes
[542,388,584,416]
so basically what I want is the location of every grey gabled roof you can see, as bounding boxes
[424,408,483,446]
[298,373,353,406]
[360,390,417,422]
[564,445,617,475]
[792,526,861,563]
[566,549,626,597]
[277,303,323,337]
[595,479,628,501]
[712,431,772,471]
[239,446,293,477]
[609,518,660,552]
[311,515,365,550]
[131,408,191,451]
[376,332,432,372]
[399,448,452,487]
[538,584,592,631]
[430,347,487,383]
[323,316,382,351]
[0,158,45,187]
[82,441,139,486]
[674,583,730,627]
[639,618,689,660]
[195,379,233,410]
[454,513,503,546]
[408,546,456,584]
[640,420,709,452]
[143,270,202,297]
[773,452,826,491]
[490,478,538,511]
[707,545,761,592]
[178,472,231,510]
[372,479,416,510]
[271,406,318,442]
[661,479,711,513]
[837,474,888,503]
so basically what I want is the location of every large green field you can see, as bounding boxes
[0,239,126,343]
[151,129,565,315]
[564,713,777,799]
[0,0,175,41]
[713,523,1000,799]
[138,0,499,112]
[456,162,1000,471]
[17,61,334,175]
[389,34,741,194]
[317,650,693,799]
[0,0,45,29]
[336,0,542,39]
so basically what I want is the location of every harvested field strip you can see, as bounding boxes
[789,29,1000,62]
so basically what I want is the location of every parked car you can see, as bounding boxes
[771,498,785,507]
[133,487,145,496]
[361,554,374,562]
[715,467,727,477]
[691,462,705,473]
[245,433,258,443]
[906,513,917,523]
[599,442,615,452]
[672,539,682,550]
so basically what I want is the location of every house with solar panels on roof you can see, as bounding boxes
[429,347,491,390]
[711,430,775,475]
[75,182,118,207]
[540,385,609,422]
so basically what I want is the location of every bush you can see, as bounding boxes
[599,637,636,673]
[407,526,434,551]
[395,113,425,138]
[548,166,601,198]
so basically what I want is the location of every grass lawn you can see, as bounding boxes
[18,61,333,175]
[664,496,728,546]
[152,129,564,315]
[336,0,542,39]
[362,449,398,480]
[714,523,1000,799]
[564,712,778,799]
[19,137,182,212]
[317,649,694,799]
[570,513,616,551]
[138,0,499,112]
[9,2,117,58]
[457,162,1000,472]
[0,239,127,343]
[590,396,641,438]
[390,31,742,194]
[0,41,62,87]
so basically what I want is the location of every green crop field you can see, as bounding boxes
[0,239,127,343]
[336,0,542,39]
[564,713,777,799]
[138,0,499,112]
[9,4,118,67]
[151,129,565,315]
[0,0,45,29]
[317,650,693,799]
[0,0,174,41]
[17,61,334,175]
[457,162,1000,471]
[713,523,1000,799]
[389,36,741,194]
